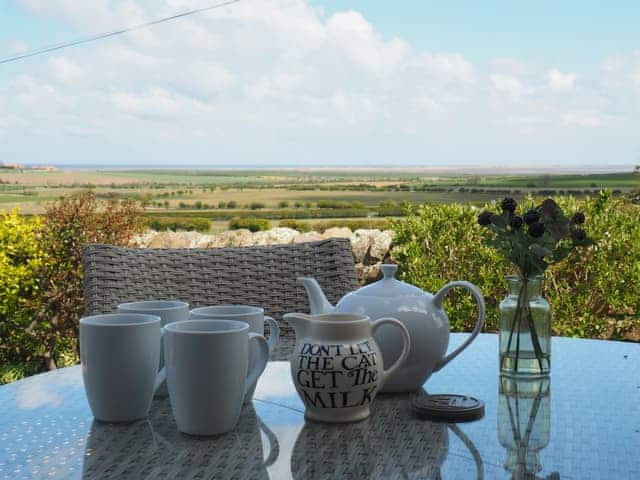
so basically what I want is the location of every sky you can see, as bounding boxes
[0,0,639,168]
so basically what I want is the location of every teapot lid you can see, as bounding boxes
[353,264,425,298]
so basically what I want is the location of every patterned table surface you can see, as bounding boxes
[0,334,638,480]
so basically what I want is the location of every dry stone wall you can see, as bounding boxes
[132,228,394,284]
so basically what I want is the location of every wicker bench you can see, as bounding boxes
[82,238,359,359]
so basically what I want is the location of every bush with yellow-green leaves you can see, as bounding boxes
[0,212,47,382]
[0,193,143,384]
[391,191,640,340]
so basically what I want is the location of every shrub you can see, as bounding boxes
[391,192,640,340]
[228,217,271,232]
[227,200,238,208]
[313,219,391,232]
[0,192,143,383]
[0,212,46,383]
[317,199,367,209]
[279,219,312,232]
[278,201,290,208]
[250,202,266,210]
[147,217,211,232]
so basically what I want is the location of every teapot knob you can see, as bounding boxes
[380,264,398,279]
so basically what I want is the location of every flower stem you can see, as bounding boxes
[505,279,528,373]
[526,304,545,371]
[505,280,527,357]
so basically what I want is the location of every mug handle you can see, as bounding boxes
[432,281,486,372]
[244,333,269,398]
[372,317,411,381]
[153,327,167,393]
[264,316,280,353]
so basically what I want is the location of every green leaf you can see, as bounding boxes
[492,214,508,229]
[530,244,552,258]
[540,198,571,240]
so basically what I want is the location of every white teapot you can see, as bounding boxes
[298,264,486,392]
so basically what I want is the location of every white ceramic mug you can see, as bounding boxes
[189,305,279,403]
[117,300,189,397]
[80,313,166,423]
[163,319,269,436]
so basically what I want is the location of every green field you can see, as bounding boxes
[1,168,638,229]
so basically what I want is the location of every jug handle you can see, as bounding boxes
[258,418,280,467]
[372,317,411,381]
[432,281,486,372]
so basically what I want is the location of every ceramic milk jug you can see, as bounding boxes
[284,312,410,423]
[298,264,486,393]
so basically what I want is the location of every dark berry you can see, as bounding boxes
[477,211,493,226]
[572,228,587,242]
[510,215,524,230]
[501,197,517,213]
[524,209,541,225]
[572,212,585,224]
[528,222,545,238]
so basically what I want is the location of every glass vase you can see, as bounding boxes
[499,275,551,377]
[497,376,552,478]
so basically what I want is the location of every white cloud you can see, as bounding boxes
[111,87,211,118]
[326,10,409,74]
[2,1,638,166]
[0,39,29,56]
[562,112,603,128]
[49,56,85,84]
[548,69,576,91]
[490,74,531,99]
[412,52,475,84]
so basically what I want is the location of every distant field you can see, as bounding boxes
[0,168,637,223]
[477,172,640,188]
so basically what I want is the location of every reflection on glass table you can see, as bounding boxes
[498,376,559,480]
[290,389,483,479]
[82,403,278,479]
[1,334,638,479]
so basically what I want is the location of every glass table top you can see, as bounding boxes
[0,334,638,479]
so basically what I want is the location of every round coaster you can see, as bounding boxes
[411,394,485,423]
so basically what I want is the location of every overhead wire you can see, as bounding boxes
[0,0,242,65]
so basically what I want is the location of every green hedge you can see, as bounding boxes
[279,218,390,232]
[0,193,143,384]
[147,217,211,232]
[391,192,640,340]
[144,207,374,221]
[228,217,272,232]
[279,219,313,232]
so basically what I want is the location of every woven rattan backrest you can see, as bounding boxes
[83,239,358,339]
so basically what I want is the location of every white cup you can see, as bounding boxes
[189,305,280,403]
[80,313,166,423]
[163,319,269,436]
[117,300,189,397]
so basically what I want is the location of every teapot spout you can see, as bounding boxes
[297,277,334,314]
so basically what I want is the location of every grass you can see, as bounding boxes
[475,173,640,188]
[1,168,637,221]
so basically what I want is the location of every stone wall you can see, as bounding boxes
[132,227,394,284]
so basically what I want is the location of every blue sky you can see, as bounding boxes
[3,1,639,66]
[312,1,640,68]
[0,0,638,167]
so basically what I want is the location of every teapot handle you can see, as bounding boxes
[432,281,486,372]
[372,317,411,382]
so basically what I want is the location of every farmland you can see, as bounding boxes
[0,168,638,232]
